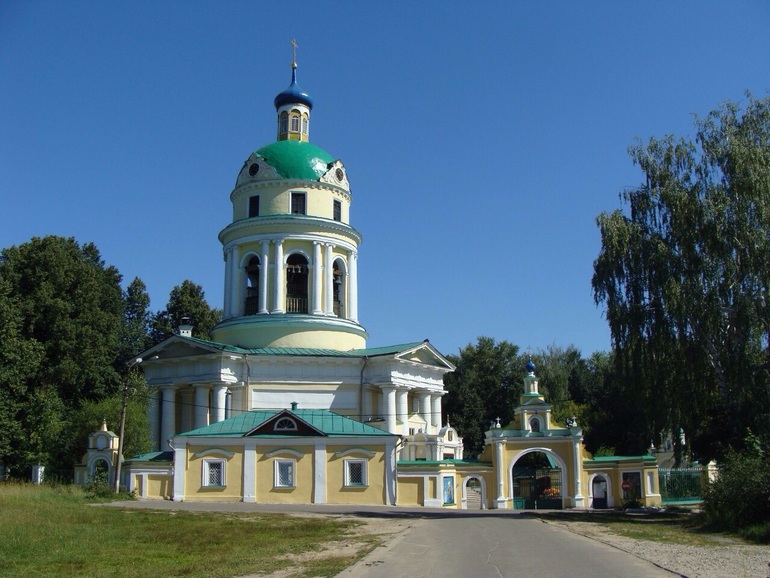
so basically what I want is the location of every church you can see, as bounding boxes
[114,50,661,510]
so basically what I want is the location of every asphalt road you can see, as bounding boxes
[105,501,675,577]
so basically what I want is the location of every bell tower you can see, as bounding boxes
[211,47,367,350]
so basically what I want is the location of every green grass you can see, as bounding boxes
[0,482,381,578]
[532,509,759,547]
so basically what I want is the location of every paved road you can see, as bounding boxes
[339,512,674,578]
[105,501,674,577]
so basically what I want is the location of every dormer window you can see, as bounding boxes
[274,417,298,431]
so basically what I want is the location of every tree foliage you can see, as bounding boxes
[593,94,770,460]
[443,337,523,457]
[151,280,222,345]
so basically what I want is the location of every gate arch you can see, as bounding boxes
[509,447,568,509]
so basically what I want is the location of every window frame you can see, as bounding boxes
[202,459,226,488]
[274,458,296,489]
[291,192,306,215]
[343,458,368,488]
[248,195,260,218]
[333,199,341,222]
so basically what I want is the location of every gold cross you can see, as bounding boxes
[291,38,298,67]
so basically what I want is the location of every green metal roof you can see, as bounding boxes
[256,140,335,180]
[179,409,396,438]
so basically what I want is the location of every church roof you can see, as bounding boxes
[273,66,313,110]
[255,140,334,180]
[179,408,395,438]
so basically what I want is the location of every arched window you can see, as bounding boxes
[332,258,345,318]
[290,113,299,133]
[301,116,308,135]
[529,417,541,433]
[279,112,288,135]
[245,256,260,315]
[286,254,309,313]
[274,417,297,431]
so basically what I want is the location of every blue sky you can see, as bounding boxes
[2,1,768,358]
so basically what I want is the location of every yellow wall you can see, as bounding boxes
[325,446,387,505]
[186,446,244,502]
[256,450,313,504]
[396,478,422,506]
[212,322,366,350]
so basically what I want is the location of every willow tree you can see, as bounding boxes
[593,94,770,460]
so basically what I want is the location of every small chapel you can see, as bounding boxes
[114,48,661,510]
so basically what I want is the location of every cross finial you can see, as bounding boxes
[291,38,298,68]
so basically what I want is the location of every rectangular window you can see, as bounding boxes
[274,459,295,488]
[291,192,306,215]
[249,195,260,218]
[202,460,225,487]
[333,200,341,222]
[344,459,367,487]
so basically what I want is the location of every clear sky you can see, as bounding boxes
[2,1,768,358]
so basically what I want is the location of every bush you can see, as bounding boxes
[702,433,770,538]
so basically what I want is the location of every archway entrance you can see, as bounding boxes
[463,477,484,510]
[592,476,608,508]
[512,451,562,510]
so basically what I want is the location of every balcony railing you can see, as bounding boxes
[286,296,308,313]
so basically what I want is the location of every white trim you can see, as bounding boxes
[201,459,226,487]
[265,448,305,458]
[334,448,376,458]
[243,441,256,503]
[588,472,612,508]
[313,446,326,504]
[343,458,368,487]
[460,474,487,510]
[274,458,296,488]
[193,448,235,459]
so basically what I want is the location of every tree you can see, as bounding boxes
[119,277,152,361]
[443,337,523,457]
[593,94,770,460]
[0,236,127,477]
[150,280,222,345]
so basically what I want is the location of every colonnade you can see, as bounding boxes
[376,386,445,436]
[148,383,231,451]
[222,238,358,321]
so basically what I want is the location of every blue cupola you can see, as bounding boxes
[274,42,313,142]
[274,65,313,111]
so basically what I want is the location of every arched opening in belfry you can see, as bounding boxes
[511,451,563,510]
[286,254,309,313]
[332,258,346,318]
[245,256,260,315]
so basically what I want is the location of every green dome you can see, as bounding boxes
[255,140,335,181]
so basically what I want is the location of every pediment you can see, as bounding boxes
[246,410,324,437]
[139,336,226,362]
[394,341,455,371]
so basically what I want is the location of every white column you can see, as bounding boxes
[212,385,228,423]
[259,241,270,314]
[172,439,187,502]
[223,247,233,317]
[243,441,256,503]
[194,385,209,429]
[431,394,442,433]
[494,441,507,509]
[324,243,334,315]
[418,391,431,429]
[312,241,323,314]
[230,247,240,317]
[572,438,585,508]
[272,239,284,313]
[382,386,397,434]
[349,250,358,322]
[313,446,326,504]
[160,386,177,452]
[180,389,193,433]
[148,389,160,451]
[396,388,409,435]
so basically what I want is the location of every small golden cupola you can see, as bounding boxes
[274,39,312,142]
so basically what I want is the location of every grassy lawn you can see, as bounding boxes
[0,482,381,578]
[531,509,743,547]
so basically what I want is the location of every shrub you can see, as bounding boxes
[703,433,770,537]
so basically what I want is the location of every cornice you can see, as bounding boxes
[230,179,352,204]
[219,216,362,247]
